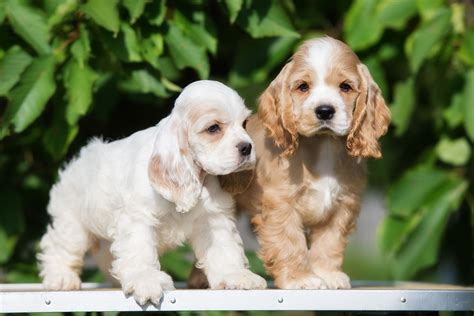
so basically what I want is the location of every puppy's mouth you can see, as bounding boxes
[315,125,336,135]
[313,122,347,136]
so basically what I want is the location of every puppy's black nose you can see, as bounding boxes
[237,142,252,156]
[315,105,335,120]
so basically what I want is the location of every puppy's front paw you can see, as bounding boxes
[211,269,267,290]
[42,269,81,291]
[122,270,175,306]
[276,273,327,289]
[314,270,350,289]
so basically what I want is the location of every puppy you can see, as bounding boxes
[218,36,391,289]
[38,80,267,305]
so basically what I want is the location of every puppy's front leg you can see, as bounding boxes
[254,201,326,289]
[308,198,360,289]
[110,212,175,305]
[191,211,267,290]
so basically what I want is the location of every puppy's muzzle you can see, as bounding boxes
[237,142,252,156]
[315,105,335,121]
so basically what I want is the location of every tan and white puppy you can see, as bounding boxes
[38,80,267,305]
[219,36,391,289]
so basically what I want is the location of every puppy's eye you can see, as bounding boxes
[297,82,309,92]
[207,124,220,134]
[242,119,248,129]
[340,82,352,92]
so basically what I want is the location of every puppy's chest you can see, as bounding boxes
[296,150,343,223]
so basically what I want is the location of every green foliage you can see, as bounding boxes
[2,55,56,136]
[0,0,472,285]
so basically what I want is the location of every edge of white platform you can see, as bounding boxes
[1,282,473,313]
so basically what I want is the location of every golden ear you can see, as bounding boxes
[347,64,391,159]
[218,169,254,195]
[258,62,299,157]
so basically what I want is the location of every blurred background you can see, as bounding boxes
[0,0,473,294]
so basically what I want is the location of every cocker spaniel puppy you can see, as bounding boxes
[220,36,391,289]
[38,80,267,305]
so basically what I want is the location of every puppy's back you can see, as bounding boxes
[47,127,157,230]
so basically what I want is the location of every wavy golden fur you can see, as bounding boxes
[190,36,391,290]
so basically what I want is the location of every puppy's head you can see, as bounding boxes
[149,80,254,213]
[259,36,391,158]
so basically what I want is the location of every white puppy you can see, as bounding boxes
[38,80,267,305]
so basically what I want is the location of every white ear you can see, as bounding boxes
[148,114,203,213]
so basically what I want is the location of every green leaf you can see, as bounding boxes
[237,0,300,38]
[376,0,417,30]
[443,92,464,129]
[122,0,148,23]
[390,78,415,136]
[224,0,243,23]
[344,0,383,51]
[161,77,182,92]
[458,29,474,66]
[435,137,471,166]
[6,263,40,283]
[377,44,398,61]
[82,0,119,34]
[451,3,465,34]
[141,32,163,69]
[120,23,142,62]
[405,7,451,73]
[5,0,51,55]
[98,24,142,63]
[0,46,32,96]
[463,69,474,141]
[363,57,387,96]
[47,0,77,28]
[160,246,192,280]
[70,25,91,68]
[43,112,79,160]
[378,211,424,256]
[416,0,445,21]
[0,190,24,264]
[1,56,56,138]
[64,59,97,126]
[174,11,217,54]
[0,0,6,24]
[387,166,450,218]
[229,37,298,88]
[146,0,166,26]
[119,70,168,97]
[165,23,209,79]
[391,178,467,279]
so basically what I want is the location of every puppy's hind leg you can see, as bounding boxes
[38,215,91,290]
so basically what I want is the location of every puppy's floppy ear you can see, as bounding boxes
[258,62,299,157]
[346,64,391,158]
[218,169,254,195]
[148,115,203,213]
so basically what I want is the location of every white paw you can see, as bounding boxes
[42,269,81,291]
[314,270,351,289]
[277,274,327,289]
[211,269,267,290]
[122,270,175,305]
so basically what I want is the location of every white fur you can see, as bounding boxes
[310,138,341,217]
[38,80,266,306]
[304,38,351,136]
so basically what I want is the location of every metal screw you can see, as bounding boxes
[170,297,176,304]
[278,297,284,303]
[400,297,407,303]
[45,299,51,305]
